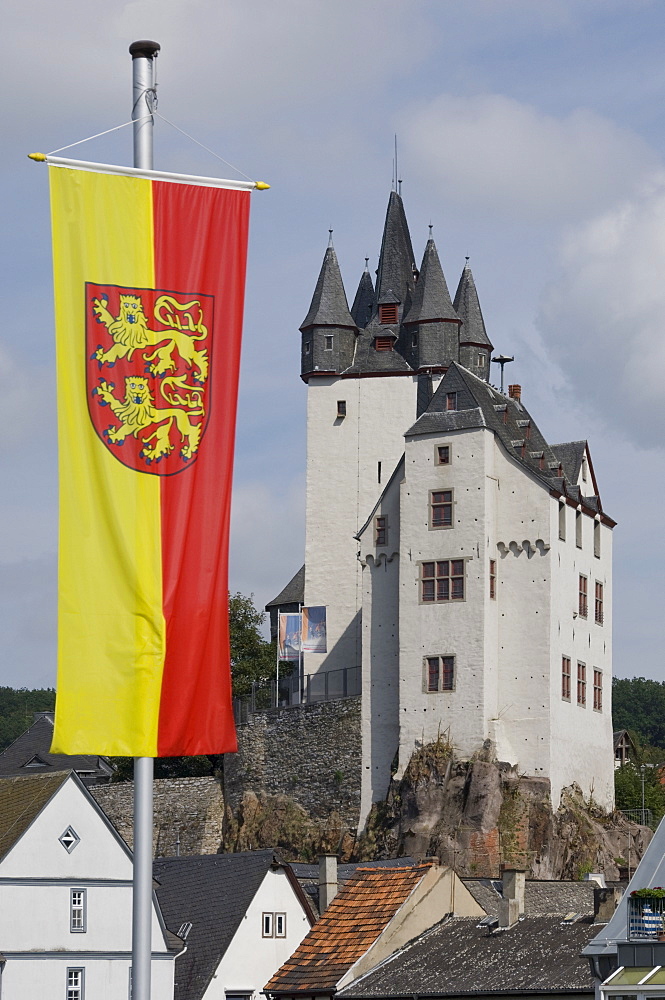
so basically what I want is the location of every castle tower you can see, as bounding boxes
[454,261,494,381]
[401,237,461,372]
[300,238,357,377]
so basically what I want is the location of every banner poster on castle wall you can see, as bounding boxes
[279,613,302,661]
[301,606,327,653]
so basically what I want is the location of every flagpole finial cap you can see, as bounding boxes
[28,152,47,162]
[254,181,270,190]
[129,40,161,59]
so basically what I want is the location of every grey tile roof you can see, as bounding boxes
[343,316,413,375]
[351,269,375,329]
[338,915,598,997]
[0,715,113,781]
[375,192,417,312]
[154,850,283,1000]
[265,565,305,610]
[0,771,70,860]
[550,441,586,485]
[462,878,596,918]
[454,262,494,348]
[403,239,458,324]
[301,246,356,331]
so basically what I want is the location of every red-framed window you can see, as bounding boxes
[595,581,603,624]
[430,490,453,528]
[577,662,586,707]
[562,656,571,701]
[489,560,496,599]
[421,560,465,602]
[578,575,588,618]
[593,669,603,711]
[378,303,398,324]
[426,655,455,692]
[375,516,387,546]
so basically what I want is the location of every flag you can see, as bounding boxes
[49,163,250,757]
[301,606,327,653]
[278,613,302,662]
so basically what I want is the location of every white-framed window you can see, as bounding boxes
[67,967,84,1000]
[59,826,80,853]
[275,912,286,937]
[262,912,273,937]
[70,889,86,933]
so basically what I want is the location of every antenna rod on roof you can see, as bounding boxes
[395,134,398,193]
[491,354,515,395]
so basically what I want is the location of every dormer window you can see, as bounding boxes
[445,392,457,411]
[375,336,393,352]
[378,303,398,324]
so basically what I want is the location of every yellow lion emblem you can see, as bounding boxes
[93,375,204,463]
[92,293,209,383]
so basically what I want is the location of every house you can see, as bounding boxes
[0,770,180,998]
[153,850,315,1000]
[0,711,113,785]
[264,862,484,1000]
[614,730,638,769]
[267,188,615,831]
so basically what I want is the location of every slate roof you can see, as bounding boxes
[375,192,417,312]
[403,239,458,324]
[0,714,113,782]
[0,771,69,860]
[266,565,305,610]
[453,262,493,348]
[154,850,305,1000]
[301,245,356,331]
[351,268,375,329]
[550,441,586,485]
[462,878,596,918]
[266,864,432,994]
[290,855,419,917]
[343,316,413,375]
[337,915,598,998]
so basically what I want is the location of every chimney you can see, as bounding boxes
[508,384,521,401]
[594,886,623,923]
[499,867,526,928]
[319,854,338,913]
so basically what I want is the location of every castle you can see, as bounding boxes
[268,190,615,829]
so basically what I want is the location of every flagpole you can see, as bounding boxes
[129,38,160,1000]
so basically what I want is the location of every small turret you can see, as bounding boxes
[453,261,493,381]
[351,261,375,329]
[374,191,417,324]
[402,236,461,369]
[300,237,357,378]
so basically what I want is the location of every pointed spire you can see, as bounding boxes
[403,237,458,324]
[300,243,355,331]
[453,261,493,348]
[375,191,417,308]
[351,264,375,329]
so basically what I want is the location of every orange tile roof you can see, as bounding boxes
[265,864,432,994]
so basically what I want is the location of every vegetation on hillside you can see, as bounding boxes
[0,686,55,752]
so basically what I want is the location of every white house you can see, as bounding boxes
[272,189,616,829]
[0,770,180,998]
[153,850,315,1000]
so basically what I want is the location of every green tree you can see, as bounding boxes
[0,687,56,752]
[614,744,665,828]
[612,677,665,749]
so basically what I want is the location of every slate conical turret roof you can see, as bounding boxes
[351,265,375,329]
[300,244,356,331]
[403,238,458,324]
[375,191,417,307]
[453,262,493,348]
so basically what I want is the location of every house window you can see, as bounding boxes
[577,662,586,707]
[489,560,496,599]
[67,968,84,1000]
[379,303,398,324]
[412,332,418,348]
[436,445,451,466]
[262,912,273,937]
[594,520,601,558]
[430,490,453,529]
[445,392,457,411]
[305,341,311,355]
[578,575,588,618]
[425,655,455,692]
[420,560,465,602]
[377,461,381,484]
[324,335,333,350]
[593,669,603,711]
[477,353,485,367]
[558,502,566,541]
[337,400,346,418]
[59,827,80,853]
[582,456,588,482]
[275,913,286,938]
[562,656,571,701]
[575,510,582,548]
[375,516,387,546]
[595,581,604,625]
[70,889,86,933]
[375,336,393,351]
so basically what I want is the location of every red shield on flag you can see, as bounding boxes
[86,283,214,475]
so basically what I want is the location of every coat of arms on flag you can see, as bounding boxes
[86,283,214,475]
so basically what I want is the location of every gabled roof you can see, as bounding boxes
[343,316,413,375]
[550,441,587,485]
[301,245,356,331]
[351,268,375,329]
[266,864,432,994]
[266,565,305,610]
[453,262,493,348]
[155,850,307,1000]
[375,192,417,312]
[462,877,596,918]
[403,239,458,325]
[355,456,406,543]
[290,855,419,917]
[0,771,70,861]
[337,915,598,998]
[0,714,113,780]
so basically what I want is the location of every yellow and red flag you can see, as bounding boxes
[49,163,250,757]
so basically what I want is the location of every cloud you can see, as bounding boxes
[538,172,665,447]
[400,93,658,222]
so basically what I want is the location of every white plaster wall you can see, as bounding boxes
[548,501,614,809]
[201,868,311,1000]
[304,374,417,676]
[1,955,173,1000]
[358,470,402,827]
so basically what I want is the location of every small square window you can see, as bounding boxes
[379,303,398,324]
[275,912,286,937]
[477,353,485,366]
[375,516,387,547]
[375,336,393,351]
[337,400,346,418]
[424,655,455,692]
[262,912,273,937]
[436,445,451,466]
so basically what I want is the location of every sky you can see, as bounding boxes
[1,0,664,689]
